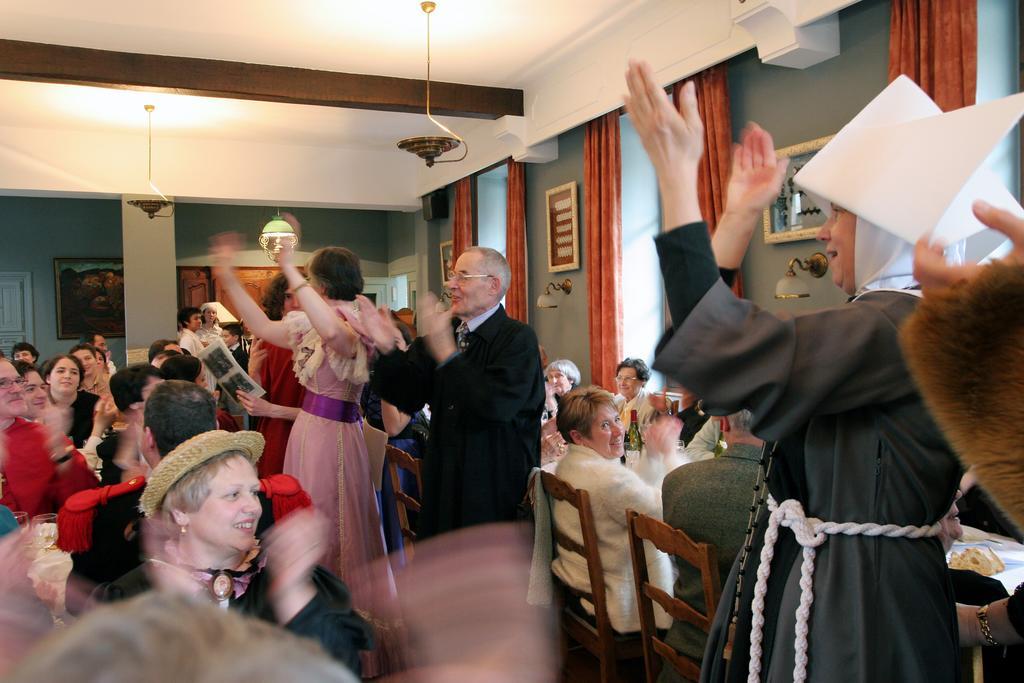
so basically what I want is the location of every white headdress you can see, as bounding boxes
[794,76,1024,294]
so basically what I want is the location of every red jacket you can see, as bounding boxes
[1,418,97,517]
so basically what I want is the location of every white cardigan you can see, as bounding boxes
[551,443,684,633]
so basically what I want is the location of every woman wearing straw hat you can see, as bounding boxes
[99,430,372,675]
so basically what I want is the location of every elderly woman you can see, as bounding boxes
[550,386,684,633]
[99,430,372,674]
[612,357,657,429]
[625,61,968,682]
[540,359,580,469]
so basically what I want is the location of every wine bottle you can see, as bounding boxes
[624,409,643,467]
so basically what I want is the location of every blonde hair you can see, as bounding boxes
[555,385,617,443]
[161,451,252,517]
[4,593,356,683]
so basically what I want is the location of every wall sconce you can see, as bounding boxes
[537,278,573,309]
[775,252,828,299]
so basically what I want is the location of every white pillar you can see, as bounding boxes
[121,195,177,364]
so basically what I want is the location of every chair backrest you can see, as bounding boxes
[363,423,388,491]
[626,509,721,683]
[385,444,422,554]
[540,471,614,638]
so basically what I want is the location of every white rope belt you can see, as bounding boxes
[747,496,941,683]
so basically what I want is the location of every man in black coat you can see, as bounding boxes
[357,246,544,538]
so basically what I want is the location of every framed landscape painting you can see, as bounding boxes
[54,258,125,338]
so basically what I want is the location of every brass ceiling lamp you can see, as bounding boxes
[397,1,468,167]
[127,104,175,219]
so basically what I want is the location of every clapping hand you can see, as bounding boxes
[264,509,325,623]
[914,200,1024,291]
[346,295,402,354]
[417,292,456,363]
[644,415,683,459]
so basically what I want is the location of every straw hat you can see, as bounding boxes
[140,430,265,517]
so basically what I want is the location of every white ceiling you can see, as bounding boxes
[0,0,638,149]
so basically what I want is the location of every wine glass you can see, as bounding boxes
[30,513,58,551]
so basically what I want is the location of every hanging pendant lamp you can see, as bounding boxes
[259,211,299,263]
[397,2,469,167]
[127,104,175,219]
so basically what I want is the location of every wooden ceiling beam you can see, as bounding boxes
[0,39,523,119]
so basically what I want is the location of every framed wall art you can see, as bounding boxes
[54,258,125,339]
[439,240,454,281]
[545,181,579,272]
[763,135,835,244]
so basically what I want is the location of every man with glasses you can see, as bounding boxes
[0,358,96,517]
[357,246,544,538]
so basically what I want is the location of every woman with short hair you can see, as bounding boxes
[612,357,657,429]
[100,430,372,674]
[550,386,684,633]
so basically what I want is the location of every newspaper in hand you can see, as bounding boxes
[196,337,266,400]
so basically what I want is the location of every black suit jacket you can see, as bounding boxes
[372,305,544,538]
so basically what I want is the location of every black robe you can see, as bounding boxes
[653,223,960,683]
[372,305,544,537]
[99,563,372,674]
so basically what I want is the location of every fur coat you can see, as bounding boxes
[901,261,1024,533]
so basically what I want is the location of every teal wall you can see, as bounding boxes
[174,203,391,267]
[0,196,126,364]
[387,211,416,261]
[728,0,891,312]
[526,126,589,382]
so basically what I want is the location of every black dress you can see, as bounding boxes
[69,391,99,448]
[99,563,372,674]
[372,305,544,537]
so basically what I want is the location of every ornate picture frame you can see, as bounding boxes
[54,258,125,339]
[763,135,835,244]
[439,240,454,281]
[545,181,580,272]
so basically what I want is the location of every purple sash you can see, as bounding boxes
[302,392,362,423]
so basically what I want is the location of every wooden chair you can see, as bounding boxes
[626,509,721,683]
[385,444,422,560]
[541,471,643,683]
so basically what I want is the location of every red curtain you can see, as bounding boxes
[505,159,528,322]
[584,111,623,392]
[888,0,977,111]
[452,177,474,263]
[673,63,742,297]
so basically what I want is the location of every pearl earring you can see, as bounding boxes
[180,525,188,536]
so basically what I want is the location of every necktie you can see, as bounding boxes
[456,322,470,351]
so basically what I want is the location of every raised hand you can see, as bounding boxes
[209,232,244,273]
[914,200,1024,291]
[725,123,788,218]
[624,59,704,229]
[712,123,789,269]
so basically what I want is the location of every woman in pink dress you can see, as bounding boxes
[211,234,402,677]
